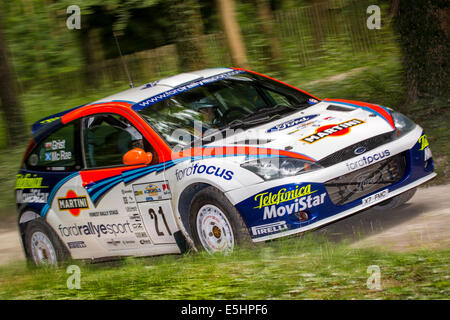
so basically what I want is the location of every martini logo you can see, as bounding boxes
[301,119,365,144]
[58,190,89,216]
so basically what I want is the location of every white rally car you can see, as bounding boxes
[16,68,435,265]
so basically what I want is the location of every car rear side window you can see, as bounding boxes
[26,122,80,171]
[82,114,156,168]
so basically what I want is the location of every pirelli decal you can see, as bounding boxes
[300,119,365,144]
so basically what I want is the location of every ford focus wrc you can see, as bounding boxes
[15,68,435,265]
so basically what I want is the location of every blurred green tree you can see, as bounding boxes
[254,0,284,73]
[170,0,209,70]
[216,0,248,68]
[0,13,27,145]
[392,0,449,104]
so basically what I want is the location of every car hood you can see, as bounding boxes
[205,100,396,162]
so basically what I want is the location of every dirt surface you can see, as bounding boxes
[0,184,449,266]
[318,184,450,251]
[0,224,24,266]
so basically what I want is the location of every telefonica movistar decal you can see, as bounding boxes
[266,114,318,133]
[15,174,48,189]
[253,184,327,220]
[254,184,316,209]
[419,134,429,151]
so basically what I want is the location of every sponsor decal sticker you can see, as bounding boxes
[67,241,87,249]
[251,221,288,236]
[300,119,365,144]
[253,184,326,220]
[16,189,49,203]
[419,134,431,161]
[58,190,89,216]
[44,139,66,151]
[104,238,137,250]
[266,114,318,133]
[39,117,60,124]
[126,206,138,213]
[58,221,133,238]
[361,189,389,207]
[40,117,60,124]
[175,164,234,181]
[89,209,119,217]
[44,150,72,162]
[254,184,317,209]
[419,134,429,151]
[132,181,171,203]
[134,70,244,110]
[345,149,391,171]
[15,174,47,189]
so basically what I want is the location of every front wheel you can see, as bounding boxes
[189,187,252,253]
[24,219,69,266]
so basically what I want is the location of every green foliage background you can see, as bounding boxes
[0,0,448,216]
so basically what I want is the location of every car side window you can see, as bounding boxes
[26,122,80,171]
[82,114,156,168]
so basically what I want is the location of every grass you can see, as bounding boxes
[0,235,448,299]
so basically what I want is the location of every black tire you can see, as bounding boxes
[189,186,252,252]
[24,219,70,266]
[372,187,417,211]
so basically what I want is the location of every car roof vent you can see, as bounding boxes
[326,104,355,112]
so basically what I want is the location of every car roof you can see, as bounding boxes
[92,67,234,106]
[31,67,234,137]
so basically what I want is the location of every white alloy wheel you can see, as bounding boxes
[30,231,57,265]
[196,204,235,253]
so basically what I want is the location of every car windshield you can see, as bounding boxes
[137,73,317,149]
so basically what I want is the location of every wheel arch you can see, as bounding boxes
[18,208,71,260]
[18,209,41,243]
[177,182,211,237]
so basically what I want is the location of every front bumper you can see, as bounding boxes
[229,126,436,242]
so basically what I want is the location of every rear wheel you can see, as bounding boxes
[372,187,417,211]
[189,186,252,253]
[24,219,69,266]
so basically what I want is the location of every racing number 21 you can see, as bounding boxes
[147,206,172,237]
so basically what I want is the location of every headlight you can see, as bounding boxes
[391,111,416,137]
[241,157,322,181]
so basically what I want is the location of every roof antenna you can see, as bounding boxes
[113,32,134,88]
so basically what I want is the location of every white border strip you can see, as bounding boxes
[252,172,437,242]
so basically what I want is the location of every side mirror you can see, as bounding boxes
[123,148,153,166]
